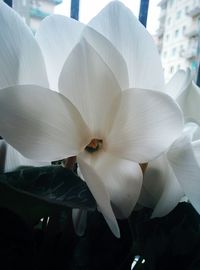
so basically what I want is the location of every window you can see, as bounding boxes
[172,47,176,56]
[180,44,184,53]
[165,34,170,41]
[176,10,181,19]
[175,29,179,38]
[167,17,171,25]
[182,26,186,34]
[169,0,174,8]
[163,51,167,58]
[191,60,197,70]
[185,6,189,14]
[170,66,174,73]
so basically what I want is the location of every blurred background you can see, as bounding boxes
[5,0,200,83]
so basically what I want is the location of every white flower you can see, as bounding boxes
[0,2,50,172]
[139,70,200,218]
[166,69,200,124]
[0,1,183,237]
[139,122,200,218]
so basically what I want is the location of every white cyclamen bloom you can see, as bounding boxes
[0,1,183,237]
[139,122,200,218]
[0,1,50,172]
[166,69,200,124]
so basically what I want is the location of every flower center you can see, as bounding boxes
[85,138,103,153]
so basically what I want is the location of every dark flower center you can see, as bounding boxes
[85,139,103,153]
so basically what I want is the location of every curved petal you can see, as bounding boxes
[166,69,192,100]
[59,39,121,137]
[140,155,183,217]
[168,135,200,214]
[89,1,164,90]
[182,122,200,141]
[0,85,90,161]
[167,69,200,124]
[79,151,143,219]
[192,140,200,162]
[36,15,84,91]
[83,26,129,90]
[107,88,183,163]
[0,2,48,88]
[77,157,120,238]
[181,81,200,124]
[0,140,49,173]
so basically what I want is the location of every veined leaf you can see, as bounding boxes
[0,166,96,225]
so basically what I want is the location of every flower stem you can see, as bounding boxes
[63,156,77,171]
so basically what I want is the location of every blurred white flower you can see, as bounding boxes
[139,70,200,218]
[0,2,50,172]
[139,122,200,218]
[166,69,200,124]
[0,1,183,237]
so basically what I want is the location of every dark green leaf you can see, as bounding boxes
[129,203,200,270]
[0,166,96,225]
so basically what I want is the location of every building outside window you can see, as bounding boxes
[13,0,63,32]
[156,0,200,82]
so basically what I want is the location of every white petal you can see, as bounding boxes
[166,69,200,124]
[166,69,192,100]
[0,2,48,88]
[192,140,200,163]
[59,39,121,137]
[77,157,120,238]
[107,88,183,163]
[140,155,184,217]
[168,135,200,214]
[79,151,143,219]
[36,15,84,91]
[182,81,200,124]
[72,208,87,237]
[0,85,90,161]
[182,122,200,141]
[89,1,164,90]
[0,140,50,173]
[83,26,129,90]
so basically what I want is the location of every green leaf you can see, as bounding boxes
[0,166,96,225]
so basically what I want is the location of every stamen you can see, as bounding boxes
[85,139,103,153]
[139,163,148,174]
